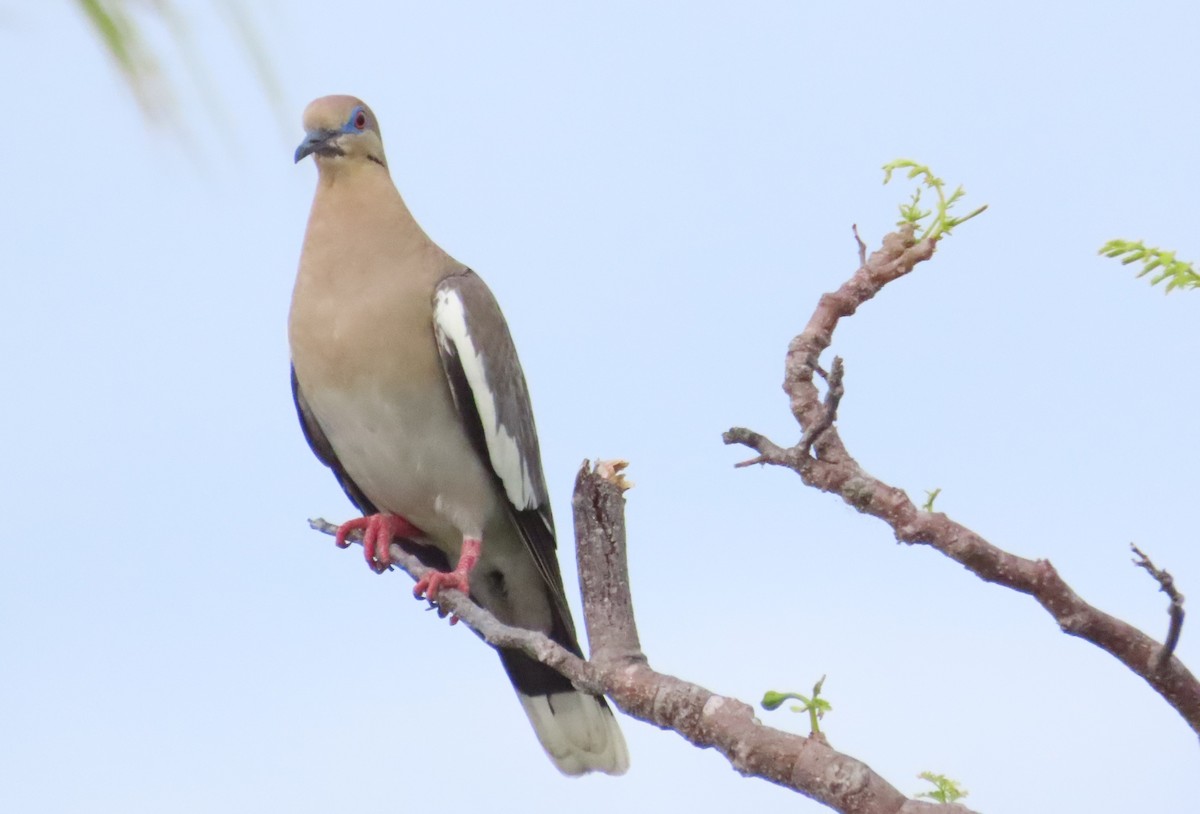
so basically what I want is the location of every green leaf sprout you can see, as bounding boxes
[915,771,969,804]
[761,675,832,736]
[1099,239,1199,293]
[882,159,987,240]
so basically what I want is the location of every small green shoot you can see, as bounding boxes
[916,772,968,804]
[923,488,942,512]
[761,675,831,736]
[1099,239,1199,293]
[882,159,987,241]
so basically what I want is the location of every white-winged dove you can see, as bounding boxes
[288,95,628,776]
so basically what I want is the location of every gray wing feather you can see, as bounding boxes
[291,365,378,516]
[432,270,571,618]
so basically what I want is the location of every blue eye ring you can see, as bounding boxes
[353,109,367,130]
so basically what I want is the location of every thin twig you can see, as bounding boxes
[799,356,845,457]
[722,427,793,468]
[852,224,868,266]
[1132,543,1186,670]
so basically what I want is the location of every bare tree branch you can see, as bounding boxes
[308,460,977,814]
[1132,543,1187,670]
[571,459,645,667]
[723,225,1200,736]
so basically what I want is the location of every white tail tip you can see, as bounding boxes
[518,691,629,776]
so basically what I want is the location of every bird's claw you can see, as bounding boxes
[414,535,481,627]
[334,513,421,573]
[413,569,471,602]
[424,601,461,626]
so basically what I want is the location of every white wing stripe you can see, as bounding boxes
[434,288,538,510]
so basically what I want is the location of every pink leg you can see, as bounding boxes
[335,513,422,573]
[413,537,482,605]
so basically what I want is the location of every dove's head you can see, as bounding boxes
[294,95,386,168]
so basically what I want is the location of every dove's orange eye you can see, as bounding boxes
[354,111,367,130]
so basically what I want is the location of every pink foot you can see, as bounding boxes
[335,513,422,573]
[414,537,482,618]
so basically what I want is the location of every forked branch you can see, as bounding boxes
[722,225,1200,736]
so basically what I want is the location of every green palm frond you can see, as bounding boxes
[75,0,169,120]
[72,0,285,137]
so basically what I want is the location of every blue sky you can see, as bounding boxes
[2,2,1197,812]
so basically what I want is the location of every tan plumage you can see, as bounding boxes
[289,95,628,775]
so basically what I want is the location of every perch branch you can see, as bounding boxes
[306,518,603,693]
[723,226,1200,735]
[308,462,975,814]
